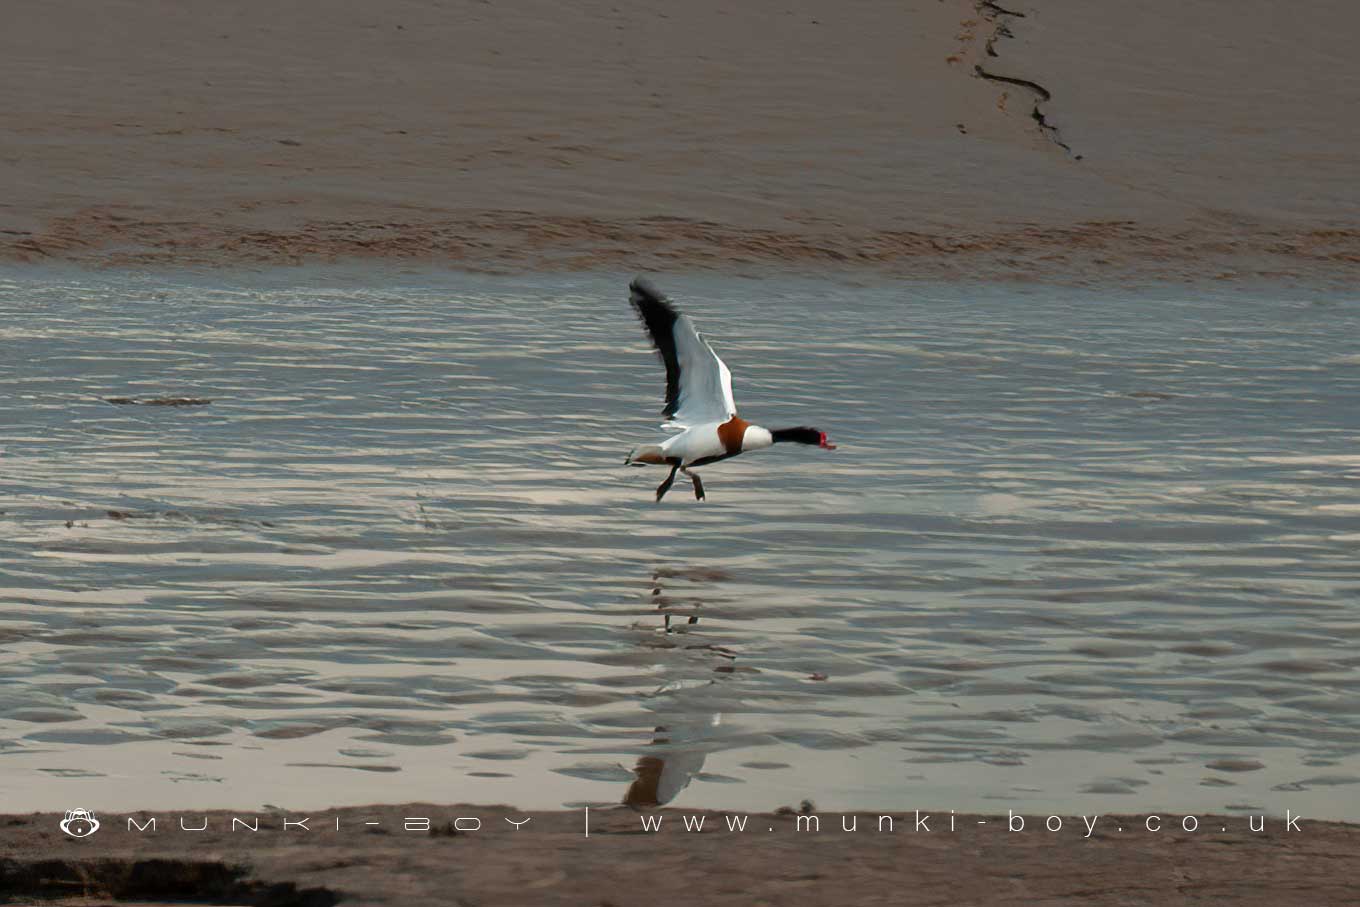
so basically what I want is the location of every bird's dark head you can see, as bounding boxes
[771,426,836,449]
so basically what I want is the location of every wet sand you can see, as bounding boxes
[7,272,1359,823]
[6,271,1360,904]
[3,0,1357,282]
[2,806,1357,905]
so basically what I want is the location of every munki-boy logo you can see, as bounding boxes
[60,808,100,838]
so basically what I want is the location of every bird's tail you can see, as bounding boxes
[625,444,666,466]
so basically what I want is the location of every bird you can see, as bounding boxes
[624,277,835,502]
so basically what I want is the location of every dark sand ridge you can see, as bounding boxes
[2,0,1357,282]
[2,806,1357,905]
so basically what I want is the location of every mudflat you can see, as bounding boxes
[2,0,1356,281]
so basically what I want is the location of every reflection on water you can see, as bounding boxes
[624,568,730,809]
[1,268,1358,818]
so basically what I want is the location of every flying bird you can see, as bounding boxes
[624,278,835,502]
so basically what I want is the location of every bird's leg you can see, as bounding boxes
[655,461,680,502]
[681,467,705,501]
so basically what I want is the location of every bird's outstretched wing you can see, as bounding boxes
[629,278,736,429]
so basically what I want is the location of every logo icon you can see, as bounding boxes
[59,808,100,838]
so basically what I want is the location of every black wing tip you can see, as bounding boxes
[627,276,682,420]
[629,274,659,295]
[629,276,673,309]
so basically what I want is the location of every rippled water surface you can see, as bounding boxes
[2,268,1358,818]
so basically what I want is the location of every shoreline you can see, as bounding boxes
[4,806,1357,905]
[4,209,1358,288]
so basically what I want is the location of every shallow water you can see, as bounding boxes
[2,268,1358,819]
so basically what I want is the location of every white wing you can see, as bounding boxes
[666,314,736,429]
[630,278,738,430]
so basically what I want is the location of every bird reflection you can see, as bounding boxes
[651,567,701,632]
[623,566,734,808]
[623,716,720,809]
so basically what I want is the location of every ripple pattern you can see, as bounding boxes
[1,269,1358,817]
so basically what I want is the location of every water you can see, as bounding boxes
[2,268,1358,819]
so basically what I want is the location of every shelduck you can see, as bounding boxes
[624,278,835,502]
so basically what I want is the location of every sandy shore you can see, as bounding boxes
[2,0,1356,282]
[3,806,1357,905]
